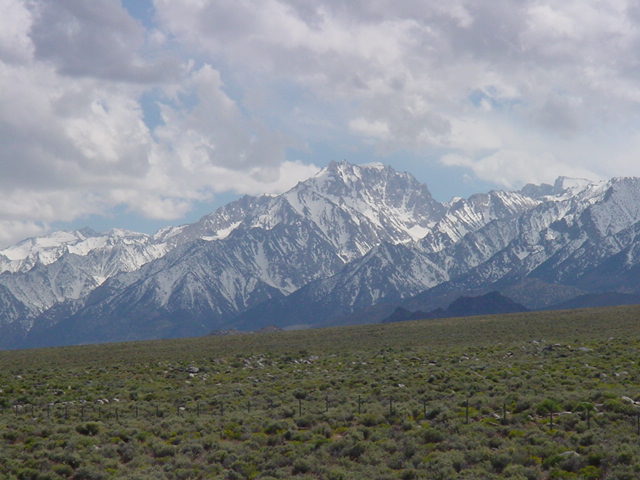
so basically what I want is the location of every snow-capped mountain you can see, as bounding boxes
[0,229,169,323]
[226,175,633,328]
[3,161,448,347]
[419,190,540,253]
[3,161,640,349]
[0,228,166,275]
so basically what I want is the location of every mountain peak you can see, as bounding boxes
[553,176,594,193]
[319,160,393,181]
[291,160,444,249]
[520,176,597,199]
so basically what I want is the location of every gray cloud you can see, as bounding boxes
[29,0,180,83]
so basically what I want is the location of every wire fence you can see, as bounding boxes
[2,393,636,433]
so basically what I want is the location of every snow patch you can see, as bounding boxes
[202,222,241,241]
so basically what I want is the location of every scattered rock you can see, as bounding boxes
[559,451,580,458]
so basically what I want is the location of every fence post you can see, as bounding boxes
[465,398,469,424]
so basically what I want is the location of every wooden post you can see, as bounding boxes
[465,398,469,424]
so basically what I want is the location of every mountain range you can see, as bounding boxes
[2,161,640,349]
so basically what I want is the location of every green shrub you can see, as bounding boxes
[72,468,105,480]
[420,428,444,444]
[75,423,100,436]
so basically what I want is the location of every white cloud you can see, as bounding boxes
[153,0,640,186]
[348,117,390,140]
[0,1,317,246]
[0,221,48,248]
[3,0,640,245]
[442,150,600,188]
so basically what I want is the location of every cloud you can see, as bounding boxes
[0,0,33,63]
[154,0,640,184]
[28,0,181,83]
[442,150,600,188]
[0,1,317,246]
[349,117,390,140]
[0,220,48,248]
[3,0,640,246]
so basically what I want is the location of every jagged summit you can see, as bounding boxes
[520,176,600,199]
[553,176,594,193]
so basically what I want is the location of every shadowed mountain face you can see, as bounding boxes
[382,292,528,324]
[2,163,640,349]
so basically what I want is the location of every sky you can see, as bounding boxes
[2,0,640,246]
